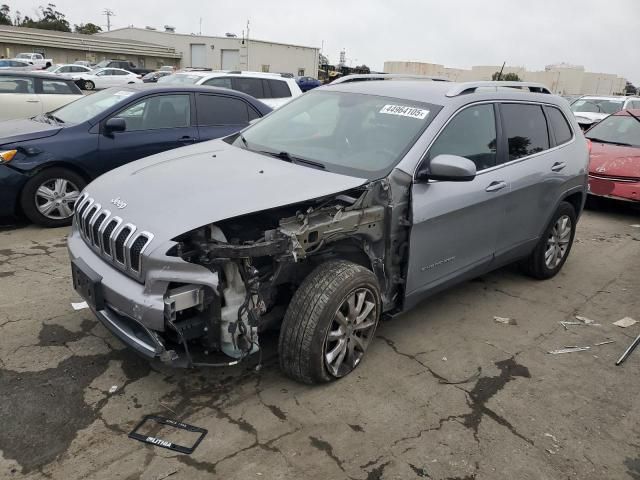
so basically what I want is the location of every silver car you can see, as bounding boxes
[68,78,588,384]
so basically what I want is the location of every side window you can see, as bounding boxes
[203,77,233,89]
[231,77,264,98]
[268,79,291,98]
[427,104,497,171]
[114,70,128,76]
[116,95,190,131]
[0,76,35,93]
[196,94,251,125]
[501,104,550,160]
[41,80,75,95]
[96,70,108,76]
[627,100,640,109]
[546,107,573,145]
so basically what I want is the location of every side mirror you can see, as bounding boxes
[416,154,477,182]
[104,117,126,134]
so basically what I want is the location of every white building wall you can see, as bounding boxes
[99,28,318,77]
[383,60,628,95]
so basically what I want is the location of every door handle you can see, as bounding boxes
[178,136,197,143]
[26,100,40,103]
[551,162,566,172]
[485,181,507,192]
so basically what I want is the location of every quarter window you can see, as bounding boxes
[427,104,497,171]
[546,107,573,145]
[267,79,291,98]
[231,77,264,98]
[0,76,35,93]
[116,95,191,131]
[196,94,254,125]
[501,104,549,161]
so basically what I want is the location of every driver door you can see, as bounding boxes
[405,103,509,307]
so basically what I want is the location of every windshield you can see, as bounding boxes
[233,90,441,179]
[571,98,624,115]
[586,115,640,147]
[46,65,58,72]
[94,60,111,69]
[52,88,135,124]
[157,74,201,85]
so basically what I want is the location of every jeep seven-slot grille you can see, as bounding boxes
[74,193,154,279]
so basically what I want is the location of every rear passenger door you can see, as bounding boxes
[494,103,572,259]
[0,75,41,120]
[195,93,260,140]
[36,78,80,112]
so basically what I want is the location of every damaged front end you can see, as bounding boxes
[162,172,412,367]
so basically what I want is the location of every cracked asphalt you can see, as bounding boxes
[1,202,639,480]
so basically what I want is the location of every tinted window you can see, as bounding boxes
[42,79,75,95]
[203,77,233,89]
[116,95,190,131]
[268,79,291,98]
[0,76,35,93]
[501,104,549,160]
[427,104,497,171]
[196,94,252,125]
[231,77,264,98]
[113,70,129,76]
[546,107,573,145]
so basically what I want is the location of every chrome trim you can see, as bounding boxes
[79,198,95,233]
[115,223,137,268]
[446,81,552,97]
[588,174,639,183]
[129,231,154,273]
[86,203,102,246]
[100,308,159,355]
[96,209,112,252]
[106,216,124,260]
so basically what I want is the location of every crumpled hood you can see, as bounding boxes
[0,118,62,145]
[574,112,609,125]
[83,139,368,243]
[589,142,640,178]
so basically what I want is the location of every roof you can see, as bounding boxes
[323,79,565,107]
[0,25,182,59]
[580,95,639,101]
[172,70,296,80]
[101,27,319,51]
[0,70,78,81]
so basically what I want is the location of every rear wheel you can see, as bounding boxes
[83,80,95,90]
[521,202,576,279]
[278,260,381,384]
[20,168,85,227]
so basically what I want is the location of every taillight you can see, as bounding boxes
[586,139,592,154]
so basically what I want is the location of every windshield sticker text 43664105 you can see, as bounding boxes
[379,105,429,119]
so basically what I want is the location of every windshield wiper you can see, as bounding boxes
[45,112,65,124]
[258,150,326,169]
[238,133,249,148]
[587,137,632,147]
[626,110,640,124]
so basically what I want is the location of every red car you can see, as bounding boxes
[586,109,640,202]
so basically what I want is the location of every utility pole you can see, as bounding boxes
[102,9,115,31]
[246,19,250,70]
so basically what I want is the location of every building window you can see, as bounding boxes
[262,64,270,73]
[298,68,305,76]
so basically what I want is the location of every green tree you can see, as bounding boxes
[624,82,637,95]
[20,3,71,32]
[492,71,521,81]
[0,4,11,25]
[75,22,102,34]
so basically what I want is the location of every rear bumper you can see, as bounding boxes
[0,164,28,217]
[588,175,640,202]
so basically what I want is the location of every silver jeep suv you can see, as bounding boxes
[68,77,588,384]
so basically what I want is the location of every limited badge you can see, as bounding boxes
[379,104,429,119]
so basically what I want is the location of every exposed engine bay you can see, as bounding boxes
[161,170,413,367]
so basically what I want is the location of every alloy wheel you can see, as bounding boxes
[34,178,81,220]
[544,214,572,269]
[324,287,378,378]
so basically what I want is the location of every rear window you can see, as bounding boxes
[571,98,623,115]
[501,104,550,161]
[267,79,291,98]
[546,107,573,145]
[196,94,254,125]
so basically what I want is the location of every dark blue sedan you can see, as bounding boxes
[296,76,321,92]
[0,85,271,226]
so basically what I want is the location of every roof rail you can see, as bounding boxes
[446,81,552,97]
[331,73,450,85]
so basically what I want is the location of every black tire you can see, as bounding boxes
[278,260,381,384]
[83,80,95,91]
[20,168,86,228]
[521,202,577,280]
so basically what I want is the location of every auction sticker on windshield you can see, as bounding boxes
[380,105,429,119]
[113,91,135,97]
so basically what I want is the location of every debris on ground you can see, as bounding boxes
[108,385,118,394]
[575,315,599,325]
[544,432,561,453]
[545,432,559,443]
[71,301,89,311]
[442,357,447,362]
[129,415,208,454]
[630,224,640,228]
[494,316,517,325]
[613,317,638,328]
[548,346,591,354]
[593,340,615,346]
[615,334,640,366]
[560,315,601,329]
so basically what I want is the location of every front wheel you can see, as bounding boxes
[83,80,95,90]
[521,201,577,279]
[20,168,86,227]
[279,260,381,384]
